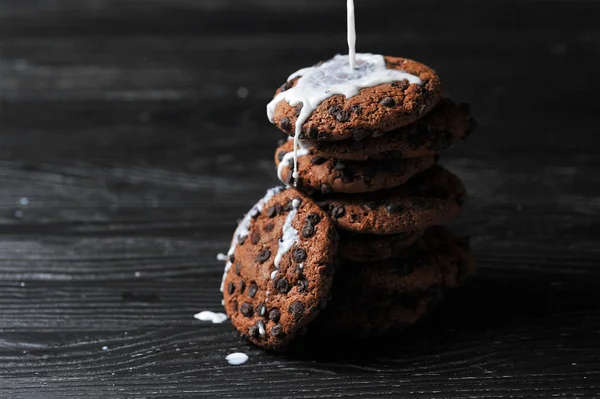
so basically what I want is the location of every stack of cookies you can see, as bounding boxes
[221,56,476,350]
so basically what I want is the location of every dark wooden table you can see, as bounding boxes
[1,0,599,397]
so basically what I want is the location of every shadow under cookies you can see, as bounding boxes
[281,264,600,368]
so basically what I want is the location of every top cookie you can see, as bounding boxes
[222,187,338,350]
[270,56,442,141]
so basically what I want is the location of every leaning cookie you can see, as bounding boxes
[275,140,436,194]
[222,187,338,350]
[270,56,442,141]
[319,165,467,235]
[306,99,476,161]
[338,229,424,262]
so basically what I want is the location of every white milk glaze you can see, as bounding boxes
[277,139,310,184]
[220,186,284,292]
[225,352,249,366]
[347,0,356,69]
[194,311,228,324]
[267,53,422,188]
[273,198,300,270]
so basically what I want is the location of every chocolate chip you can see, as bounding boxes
[269,308,281,322]
[327,105,349,122]
[391,81,409,90]
[380,97,396,107]
[256,303,267,317]
[279,117,292,132]
[270,324,284,338]
[306,213,321,225]
[317,132,332,140]
[238,235,247,245]
[301,223,315,238]
[328,105,341,116]
[350,104,362,114]
[320,184,333,194]
[248,283,258,298]
[351,128,370,141]
[264,223,275,232]
[251,231,261,245]
[365,201,380,210]
[335,111,349,122]
[297,279,308,293]
[308,127,319,140]
[292,248,307,262]
[250,208,260,219]
[227,282,235,295]
[386,203,403,214]
[296,103,304,115]
[241,302,254,317]
[257,248,271,263]
[240,280,246,293]
[334,160,346,170]
[266,206,276,218]
[289,301,304,320]
[276,278,290,293]
[228,254,235,263]
[310,156,327,165]
[232,300,238,312]
[248,325,259,337]
[277,151,287,162]
[331,205,346,218]
[280,81,293,92]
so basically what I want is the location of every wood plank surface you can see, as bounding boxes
[0,0,599,397]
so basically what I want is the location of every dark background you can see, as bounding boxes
[1,0,599,397]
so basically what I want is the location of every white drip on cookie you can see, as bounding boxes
[267,53,423,187]
[220,186,285,293]
[271,197,301,281]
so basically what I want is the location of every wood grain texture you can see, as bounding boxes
[0,0,599,397]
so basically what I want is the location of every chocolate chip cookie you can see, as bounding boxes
[222,187,338,350]
[270,56,442,141]
[319,165,466,235]
[338,226,476,296]
[275,140,436,194]
[338,229,424,262]
[306,98,475,161]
